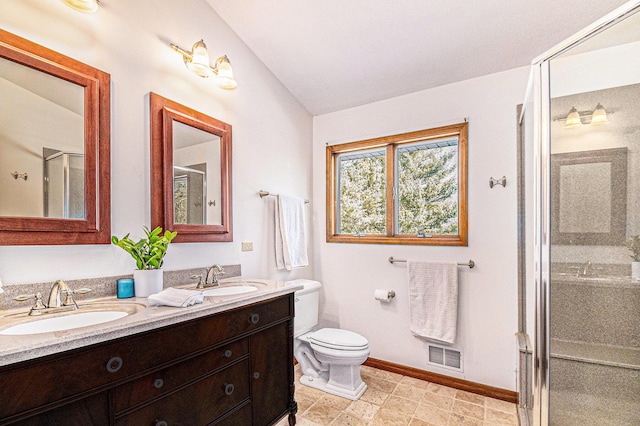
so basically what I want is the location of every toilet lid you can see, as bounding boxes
[309,328,369,351]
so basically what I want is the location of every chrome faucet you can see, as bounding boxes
[205,264,225,287]
[48,279,72,308]
[14,280,91,316]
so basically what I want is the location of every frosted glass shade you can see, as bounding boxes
[61,0,99,12]
[215,56,237,89]
[187,40,214,78]
[590,103,608,124]
[565,107,582,128]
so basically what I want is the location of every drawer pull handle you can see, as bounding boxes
[224,349,233,358]
[154,378,164,389]
[224,383,235,396]
[155,421,168,426]
[106,356,123,373]
[253,372,260,380]
[249,313,260,324]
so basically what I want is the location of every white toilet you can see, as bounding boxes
[289,279,370,400]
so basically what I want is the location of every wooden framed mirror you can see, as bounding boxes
[150,93,232,243]
[0,29,111,245]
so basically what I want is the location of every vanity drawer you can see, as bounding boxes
[218,294,292,338]
[115,359,250,426]
[15,392,109,426]
[210,400,252,426]
[113,338,248,412]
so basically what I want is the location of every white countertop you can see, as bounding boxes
[0,279,303,367]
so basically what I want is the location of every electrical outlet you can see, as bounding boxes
[241,241,254,252]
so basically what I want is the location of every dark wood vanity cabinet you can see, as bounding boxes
[0,294,297,426]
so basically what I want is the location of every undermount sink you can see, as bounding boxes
[0,302,143,336]
[202,285,258,297]
[201,280,265,297]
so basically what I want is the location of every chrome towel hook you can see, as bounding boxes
[11,171,28,181]
[489,176,506,188]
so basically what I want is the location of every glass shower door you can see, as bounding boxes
[545,5,640,425]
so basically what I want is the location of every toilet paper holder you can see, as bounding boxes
[375,289,396,302]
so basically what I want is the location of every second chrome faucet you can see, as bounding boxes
[194,264,226,289]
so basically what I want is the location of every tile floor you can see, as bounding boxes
[277,364,519,426]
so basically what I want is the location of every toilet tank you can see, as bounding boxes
[287,279,321,337]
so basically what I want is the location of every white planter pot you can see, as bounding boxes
[632,262,640,283]
[133,269,164,297]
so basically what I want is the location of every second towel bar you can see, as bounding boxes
[259,190,309,204]
[388,256,475,269]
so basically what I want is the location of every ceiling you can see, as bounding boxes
[206,0,631,116]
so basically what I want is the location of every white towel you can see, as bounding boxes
[275,195,308,270]
[147,287,204,308]
[408,260,459,344]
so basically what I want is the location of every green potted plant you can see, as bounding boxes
[628,235,640,282]
[112,226,177,297]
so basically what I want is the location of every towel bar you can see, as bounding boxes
[388,256,475,269]
[259,190,309,204]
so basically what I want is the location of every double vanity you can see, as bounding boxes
[0,277,302,426]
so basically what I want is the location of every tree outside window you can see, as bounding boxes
[338,150,386,234]
[326,122,467,246]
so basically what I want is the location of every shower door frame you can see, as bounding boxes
[527,2,640,425]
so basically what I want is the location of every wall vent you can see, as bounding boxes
[428,345,463,371]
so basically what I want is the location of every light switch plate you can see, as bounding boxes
[241,241,254,252]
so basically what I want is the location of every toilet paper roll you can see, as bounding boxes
[374,289,392,303]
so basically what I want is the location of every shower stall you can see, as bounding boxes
[518,1,640,425]
[43,150,84,219]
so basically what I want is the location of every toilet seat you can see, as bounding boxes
[309,328,369,351]
[310,343,371,361]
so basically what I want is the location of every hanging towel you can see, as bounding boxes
[147,287,204,308]
[275,194,308,270]
[408,260,459,344]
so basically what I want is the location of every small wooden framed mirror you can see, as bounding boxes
[150,93,232,243]
[0,29,111,245]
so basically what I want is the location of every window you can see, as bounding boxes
[326,122,468,245]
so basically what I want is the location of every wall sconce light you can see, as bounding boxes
[170,39,237,89]
[557,103,611,128]
[565,107,582,128]
[61,0,99,13]
[590,103,608,125]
